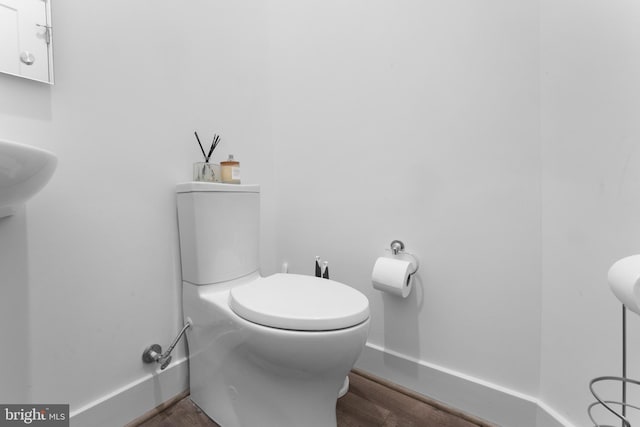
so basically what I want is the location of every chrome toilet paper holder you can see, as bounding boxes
[386,240,419,274]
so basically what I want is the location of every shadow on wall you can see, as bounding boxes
[382,274,424,379]
[0,209,31,403]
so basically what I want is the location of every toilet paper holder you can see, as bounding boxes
[387,240,419,274]
[372,240,420,298]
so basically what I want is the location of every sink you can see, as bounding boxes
[0,139,57,218]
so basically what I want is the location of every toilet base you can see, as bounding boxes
[184,280,369,427]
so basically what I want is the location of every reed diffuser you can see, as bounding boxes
[193,132,221,182]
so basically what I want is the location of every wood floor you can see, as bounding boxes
[133,371,493,427]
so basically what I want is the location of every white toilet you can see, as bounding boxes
[176,182,370,427]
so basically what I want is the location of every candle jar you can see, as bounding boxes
[193,162,219,182]
[220,154,241,184]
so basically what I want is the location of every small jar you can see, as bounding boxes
[221,154,240,184]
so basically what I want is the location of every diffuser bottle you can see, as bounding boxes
[221,154,241,184]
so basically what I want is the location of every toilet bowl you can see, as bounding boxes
[176,182,370,427]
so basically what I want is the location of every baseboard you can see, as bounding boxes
[70,357,189,427]
[355,343,573,427]
[535,400,574,427]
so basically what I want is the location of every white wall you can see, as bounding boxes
[268,3,640,424]
[0,0,274,425]
[268,1,542,423]
[540,0,640,425]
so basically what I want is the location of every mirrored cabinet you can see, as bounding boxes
[0,0,54,84]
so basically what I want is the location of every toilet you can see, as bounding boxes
[176,182,370,427]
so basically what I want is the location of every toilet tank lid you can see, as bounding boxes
[176,182,260,193]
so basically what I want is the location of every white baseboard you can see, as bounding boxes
[70,357,188,427]
[355,343,573,427]
[536,400,575,427]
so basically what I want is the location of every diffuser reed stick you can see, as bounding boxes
[194,131,221,163]
[206,134,221,162]
[194,131,207,160]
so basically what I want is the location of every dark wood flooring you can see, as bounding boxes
[132,371,493,427]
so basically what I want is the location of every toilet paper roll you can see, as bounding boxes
[608,254,640,315]
[372,257,415,298]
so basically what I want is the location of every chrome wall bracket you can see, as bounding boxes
[386,240,419,275]
[142,319,192,371]
[390,240,405,255]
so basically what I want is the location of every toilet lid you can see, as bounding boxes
[229,274,370,331]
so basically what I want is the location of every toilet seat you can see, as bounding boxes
[229,273,370,331]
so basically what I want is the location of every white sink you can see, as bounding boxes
[0,139,57,218]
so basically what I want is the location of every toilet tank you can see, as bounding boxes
[176,182,260,285]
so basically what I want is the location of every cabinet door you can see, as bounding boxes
[0,0,51,83]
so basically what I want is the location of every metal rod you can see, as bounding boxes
[160,320,191,360]
[587,305,634,426]
[622,305,627,427]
